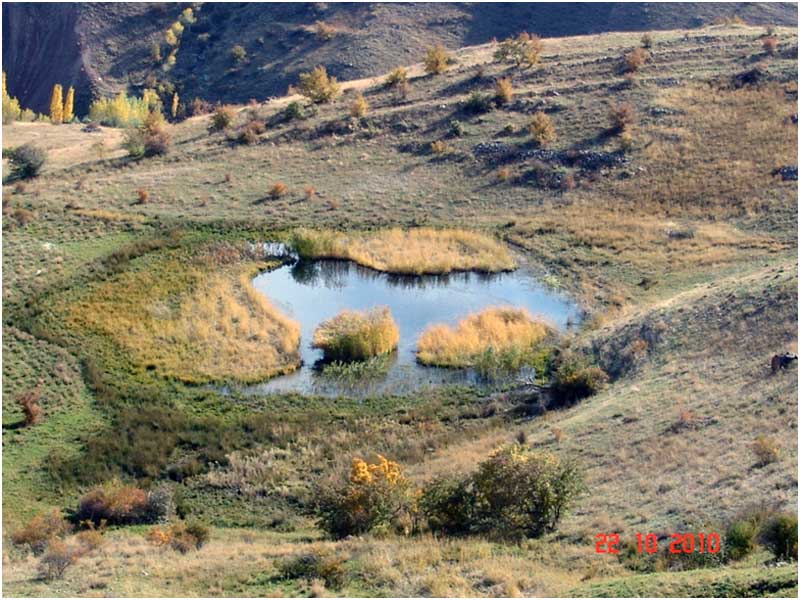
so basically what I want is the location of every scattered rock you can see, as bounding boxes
[772,165,798,181]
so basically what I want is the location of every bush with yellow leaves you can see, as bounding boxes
[316,455,416,538]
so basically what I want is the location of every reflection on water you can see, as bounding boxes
[231,259,581,397]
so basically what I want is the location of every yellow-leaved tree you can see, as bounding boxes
[171,92,179,119]
[49,84,64,124]
[63,86,75,122]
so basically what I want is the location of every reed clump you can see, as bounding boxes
[292,228,515,275]
[417,306,550,367]
[312,307,399,361]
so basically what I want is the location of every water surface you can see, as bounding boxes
[237,259,580,396]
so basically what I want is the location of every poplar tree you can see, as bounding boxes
[50,84,64,123]
[63,86,75,122]
[171,92,179,119]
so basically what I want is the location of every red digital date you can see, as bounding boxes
[595,532,721,554]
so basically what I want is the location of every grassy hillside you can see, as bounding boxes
[3,2,797,113]
[2,20,797,597]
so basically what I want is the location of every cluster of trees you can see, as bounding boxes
[48,84,75,124]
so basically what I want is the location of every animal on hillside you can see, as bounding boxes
[770,352,798,373]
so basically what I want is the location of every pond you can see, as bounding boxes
[232,259,581,397]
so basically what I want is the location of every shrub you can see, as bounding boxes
[269,182,288,199]
[641,33,654,48]
[278,549,347,589]
[551,354,608,406]
[609,101,636,134]
[463,91,493,114]
[449,119,465,137]
[122,128,146,157]
[495,77,514,105]
[189,97,212,116]
[38,539,82,580]
[209,105,236,132]
[317,455,414,538]
[420,477,475,535]
[760,513,798,561]
[304,185,317,200]
[494,32,543,68]
[385,66,409,87]
[8,143,47,178]
[239,119,266,144]
[284,101,305,120]
[298,66,340,103]
[762,36,779,55]
[423,44,451,75]
[422,445,584,539]
[141,111,171,156]
[75,481,170,525]
[136,188,149,204]
[623,47,650,73]
[430,139,449,155]
[15,384,43,425]
[528,111,556,146]
[496,166,512,182]
[11,509,72,554]
[315,20,336,41]
[751,435,780,466]
[472,444,583,539]
[230,44,247,63]
[725,516,761,561]
[312,307,399,361]
[350,93,369,118]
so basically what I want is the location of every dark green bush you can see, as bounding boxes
[8,143,46,178]
[760,513,798,561]
[463,91,494,114]
[421,444,584,540]
[419,477,475,535]
[725,516,761,561]
[278,550,347,589]
[551,354,609,406]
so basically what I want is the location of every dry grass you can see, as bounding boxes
[312,307,399,361]
[292,228,515,275]
[67,263,300,383]
[417,307,551,367]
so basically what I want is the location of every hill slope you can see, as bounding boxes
[3,2,797,113]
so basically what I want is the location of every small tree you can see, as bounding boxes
[297,66,340,103]
[2,71,22,124]
[50,84,64,124]
[640,33,654,49]
[494,32,543,68]
[171,92,179,119]
[423,44,450,75]
[63,86,75,122]
[528,111,556,146]
[350,93,369,117]
[495,77,514,104]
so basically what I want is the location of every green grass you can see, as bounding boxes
[572,564,798,598]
